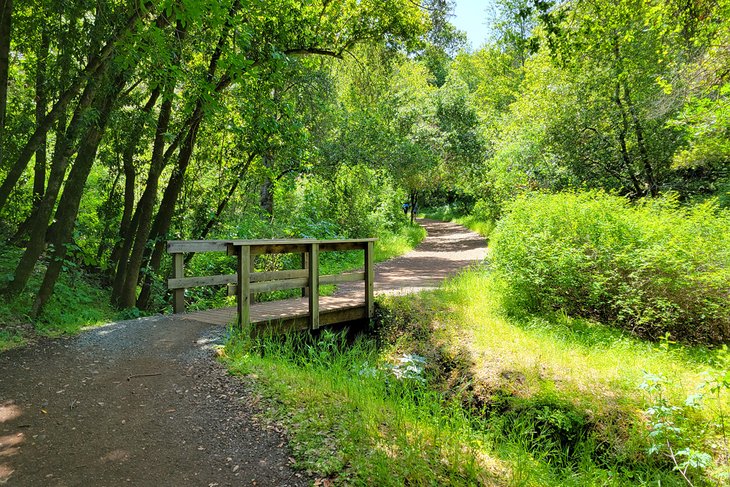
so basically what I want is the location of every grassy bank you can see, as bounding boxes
[223,267,729,485]
[0,244,119,351]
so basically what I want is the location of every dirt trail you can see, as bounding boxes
[0,219,487,486]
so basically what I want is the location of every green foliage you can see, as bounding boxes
[491,191,730,344]
[0,244,118,338]
[222,266,730,485]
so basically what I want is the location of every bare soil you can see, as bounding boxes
[0,219,487,486]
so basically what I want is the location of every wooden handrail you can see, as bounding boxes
[166,238,376,330]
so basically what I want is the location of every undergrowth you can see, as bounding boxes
[491,191,730,344]
[0,244,118,350]
[223,267,729,485]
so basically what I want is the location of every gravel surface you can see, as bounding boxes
[0,317,307,486]
[0,219,487,486]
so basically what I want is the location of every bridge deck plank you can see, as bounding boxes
[179,294,365,328]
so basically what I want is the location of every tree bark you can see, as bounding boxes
[107,87,162,272]
[613,82,644,196]
[32,73,124,316]
[0,0,12,169]
[33,25,49,202]
[260,152,275,218]
[115,90,176,308]
[2,74,100,296]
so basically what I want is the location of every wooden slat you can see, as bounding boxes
[249,277,309,293]
[309,243,319,329]
[319,241,368,252]
[320,271,365,285]
[250,244,309,256]
[168,274,237,290]
[250,306,367,336]
[167,241,230,253]
[250,269,308,282]
[302,252,310,298]
[173,253,185,313]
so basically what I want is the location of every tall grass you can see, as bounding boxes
[224,329,512,485]
[223,266,729,485]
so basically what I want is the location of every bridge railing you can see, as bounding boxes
[166,238,376,329]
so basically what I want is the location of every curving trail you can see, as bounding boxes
[0,219,487,486]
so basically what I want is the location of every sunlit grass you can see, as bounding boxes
[223,266,728,485]
[224,330,511,485]
[0,244,118,347]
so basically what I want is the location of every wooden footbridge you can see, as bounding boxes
[166,238,375,333]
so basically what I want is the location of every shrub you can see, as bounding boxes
[491,191,730,344]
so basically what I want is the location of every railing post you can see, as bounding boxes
[365,241,374,319]
[237,245,251,329]
[301,252,310,298]
[308,243,319,329]
[172,253,185,313]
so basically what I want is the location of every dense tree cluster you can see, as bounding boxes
[449,0,730,216]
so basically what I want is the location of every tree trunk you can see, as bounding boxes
[0,0,12,169]
[409,191,417,224]
[115,93,176,308]
[95,168,121,263]
[107,87,163,272]
[32,74,123,316]
[260,166,274,219]
[33,25,49,202]
[2,75,100,296]
[622,81,657,196]
[613,82,644,197]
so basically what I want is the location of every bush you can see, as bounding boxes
[491,191,730,344]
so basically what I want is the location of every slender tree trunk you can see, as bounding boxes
[0,2,153,212]
[2,75,100,296]
[96,168,122,262]
[409,191,417,224]
[0,0,12,169]
[109,87,163,273]
[115,96,175,308]
[613,82,644,196]
[32,74,123,316]
[33,26,49,202]
[260,152,275,218]
[622,81,657,196]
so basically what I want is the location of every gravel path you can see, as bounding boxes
[0,219,487,486]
